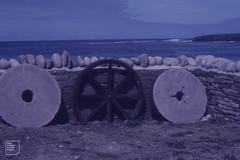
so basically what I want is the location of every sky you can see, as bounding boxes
[0,0,240,41]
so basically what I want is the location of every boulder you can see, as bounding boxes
[77,56,85,67]
[99,57,107,67]
[130,57,140,66]
[163,57,179,66]
[138,54,149,67]
[26,54,35,65]
[178,55,188,67]
[61,50,72,68]
[218,58,232,71]
[195,55,205,66]
[52,53,62,68]
[155,56,163,65]
[99,57,105,61]
[187,58,196,66]
[119,58,134,67]
[84,57,91,66]
[18,55,27,64]
[148,56,156,66]
[9,59,20,67]
[0,59,10,69]
[46,59,54,69]
[201,55,215,67]
[226,62,236,72]
[205,57,216,68]
[35,55,46,68]
[71,59,78,67]
[90,56,98,63]
[210,58,221,68]
[236,61,240,72]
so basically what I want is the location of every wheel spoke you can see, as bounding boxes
[79,95,105,100]
[112,98,130,119]
[88,74,106,94]
[115,94,139,100]
[108,62,114,91]
[86,99,107,121]
[113,72,133,93]
[106,101,112,122]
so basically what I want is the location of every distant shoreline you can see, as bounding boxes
[193,33,240,41]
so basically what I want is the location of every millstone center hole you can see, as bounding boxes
[21,89,33,102]
[174,91,184,101]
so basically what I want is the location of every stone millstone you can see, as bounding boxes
[152,68,207,123]
[0,64,61,127]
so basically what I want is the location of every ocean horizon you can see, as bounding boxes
[0,38,240,61]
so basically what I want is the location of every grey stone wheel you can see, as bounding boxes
[0,64,61,127]
[152,68,207,123]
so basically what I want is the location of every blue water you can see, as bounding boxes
[0,39,240,61]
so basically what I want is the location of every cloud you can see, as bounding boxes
[124,0,240,24]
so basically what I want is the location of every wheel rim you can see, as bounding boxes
[74,59,144,122]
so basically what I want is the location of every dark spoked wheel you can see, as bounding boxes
[74,59,144,122]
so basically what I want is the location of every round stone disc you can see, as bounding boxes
[152,68,207,123]
[0,64,61,127]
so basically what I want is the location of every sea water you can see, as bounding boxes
[0,39,240,61]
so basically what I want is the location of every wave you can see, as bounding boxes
[84,40,157,45]
[163,39,193,43]
[182,40,193,43]
[163,39,181,42]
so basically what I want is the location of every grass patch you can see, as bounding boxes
[223,154,237,160]
[171,132,185,138]
[126,119,141,127]
[166,141,186,149]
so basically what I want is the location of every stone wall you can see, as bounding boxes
[43,66,240,123]
[1,53,240,123]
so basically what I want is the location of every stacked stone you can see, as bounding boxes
[195,55,240,73]
[191,69,240,122]
[1,52,240,74]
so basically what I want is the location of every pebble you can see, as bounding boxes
[26,54,35,65]
[178,55,188,67]
[130,57,140,66]
[83,57,91,66]
[0,59,10,69]
[9,59,20,67]
[18,55,27,64]
[90,56,98,63]
[148,56,156,66]
[52,53,62,68]
[71,59,78,67]
[35,55,46,68]
[155,56,163,65]
[119,58,134,67]
[163,57,179,66]
[187,57,196,66]
[77,56,85,67]
[138,54,149,67]
[46,59,54,69]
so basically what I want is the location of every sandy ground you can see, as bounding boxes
[0,119,239,160]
